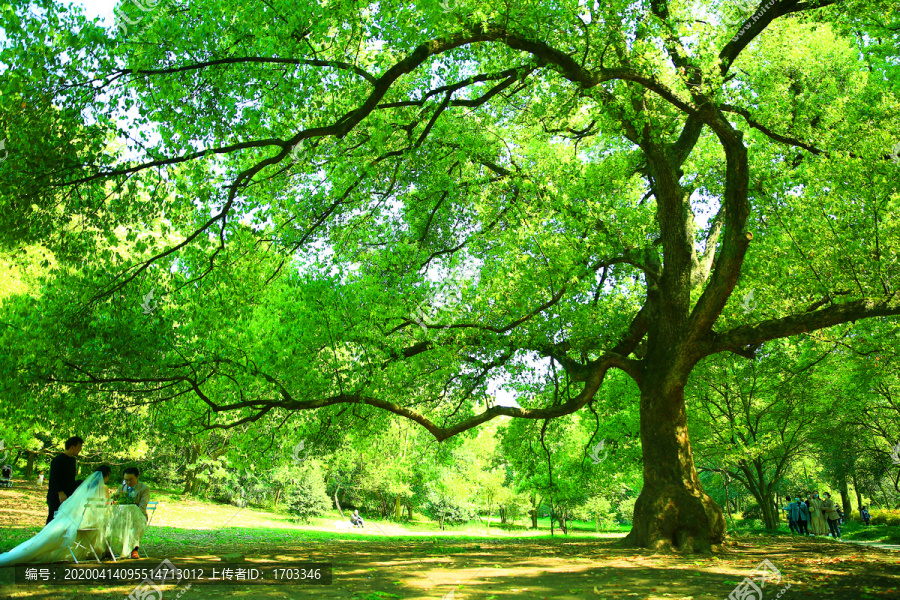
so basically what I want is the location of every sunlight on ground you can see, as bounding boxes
[4,482,900,599]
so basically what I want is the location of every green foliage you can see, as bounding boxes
[614,496,637,526]
[498,491,532,527]
[869,511,900,527]
[572,496,615,531]
[423,469,480,529]
[287,461,332,522]
[0,0,899,550]
[423,493,479,528]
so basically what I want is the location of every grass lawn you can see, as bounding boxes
[841,523,900,545]
[3,479,900,599]
[726,516,900,545]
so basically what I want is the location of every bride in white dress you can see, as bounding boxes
[0,466,111,566]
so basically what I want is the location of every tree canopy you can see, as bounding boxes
[0,0,898,551]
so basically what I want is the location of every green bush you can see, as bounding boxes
[866,509,900,526]
[423,496,478,528]
[287,463,332,522]
[733,517,764,529]
[740,503,762,520]
[614,496,636,525]
[499,493,532,526]
[573,497,616,530]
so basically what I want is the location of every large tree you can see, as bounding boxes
[0,0,898,552]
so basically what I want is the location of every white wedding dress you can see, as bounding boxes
[0,470,110,566]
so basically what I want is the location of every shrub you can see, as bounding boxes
[287,462,332,522]
[574,497,616,530]
[740,503,762,520]
[499,493,531,527]
[423,496,478,528]
[731,517,764,530]
[867,509,900,526]
[615,496,637,525]
[423,473,479,529]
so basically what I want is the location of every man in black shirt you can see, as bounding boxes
[46,436,84,524]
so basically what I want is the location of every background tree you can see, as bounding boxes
[287,459,333,522]
[688,337,830,529]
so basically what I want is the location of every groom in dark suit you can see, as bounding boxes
[46,436,83,524]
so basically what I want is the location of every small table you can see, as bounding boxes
[105,504,147,559]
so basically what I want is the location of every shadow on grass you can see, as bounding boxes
[4,536,897,600]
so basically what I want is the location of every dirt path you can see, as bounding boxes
[845,539,900,552]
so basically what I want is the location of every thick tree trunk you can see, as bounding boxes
[25,451,35,478]
[624,370,726,552]
[760,495,778,530]
[738,463,777,530]
[839,476,852,519]
[406,501,413,521]
[182,443,200,495]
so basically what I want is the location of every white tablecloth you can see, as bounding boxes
[105,504,147,558]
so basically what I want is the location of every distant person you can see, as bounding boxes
[823,493,842,541]
[808,492,828,536]
[860,506,871,525]
[37,471,44,487]
[783,496,798,534]
[793,496,809,536]
[121,467,151,558]
[798,494,812,536]
[47,436,83,524]
[351,509,364,528]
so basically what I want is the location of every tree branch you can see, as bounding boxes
[124,56,378,84]
[705,295,900,357]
